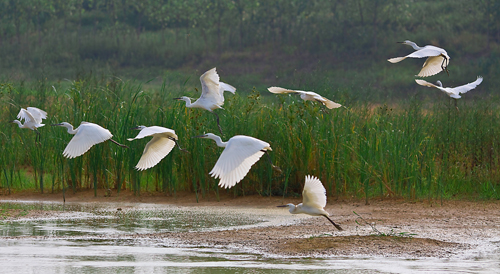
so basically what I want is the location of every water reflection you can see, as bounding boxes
[0,201,498,274]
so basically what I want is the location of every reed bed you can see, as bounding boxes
[1,76,499,201]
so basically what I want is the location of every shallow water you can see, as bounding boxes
[0,202,260,237]
[0,201,499,273]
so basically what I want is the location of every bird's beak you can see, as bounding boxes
[192,134,207,139]
[51,123,63,126]
[397,41,404,44]
[276,205,288,208]
[173,97,182,100]
[130,126,142,130]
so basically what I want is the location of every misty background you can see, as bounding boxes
[0,0,498,101]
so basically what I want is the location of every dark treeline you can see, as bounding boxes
[0,0,499,99]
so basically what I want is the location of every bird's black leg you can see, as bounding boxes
[213,112,223,135]
[441,56,449,76]
[34,129,41,145]
[261,150,282,173]
[324,215,343,231]
[62,179,66,203]
[454,99,459,112]
[109,139,129,148]
[168,137,189,153]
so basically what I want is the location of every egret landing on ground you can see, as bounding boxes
[278,175,343,231]
[52,122,128,158]
[268,87,342,109]
[128,125,187,171]
[175,67,236,135]
[193,133,275,189]
[415,76,483,99]
[10,107,47,143]
[388,40,450,77]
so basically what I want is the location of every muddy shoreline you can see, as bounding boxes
[1,190,499,258]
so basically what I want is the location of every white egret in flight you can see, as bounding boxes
[128,125,187,171]
[267,87,342,109]
[52,122,128,158]
[415,76,483,99]
[193,133,272,189]
[278,175,343,231]
[10,107,47,142]
[175,68,236,134]
[388,40,450,77]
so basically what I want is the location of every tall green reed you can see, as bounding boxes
[1,75,500,201]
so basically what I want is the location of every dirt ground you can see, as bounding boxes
[1,189,499,258]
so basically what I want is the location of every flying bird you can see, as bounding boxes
[10,107,47,143]
[52,121,128,158]
[388,40,450,77]
[278,175,343,231]
[267,87,341,109]
[175,68,236,134]
[415,76,483,99]
[128,125,186,171]
[194,133,272,189]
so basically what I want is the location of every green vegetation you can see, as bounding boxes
[1,76,500,201]
[0,1,499,200]
[0,0,498,98]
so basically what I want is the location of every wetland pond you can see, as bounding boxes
[0,200,499,273]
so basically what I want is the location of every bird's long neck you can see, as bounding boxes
[208,135,227,147]
[12,120,24,128]
[62,123,78,135]
[181,97,193,108]
[408,41,422,50]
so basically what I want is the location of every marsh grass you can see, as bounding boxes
[1,75,500,201]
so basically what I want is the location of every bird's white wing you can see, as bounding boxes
[415,79,439,89]
[407,48,445,59]
[199,67,223,106]
[387,56,407,63]
[63,123,113,158]
[134,135,176,170]
[128,126,177,141]
[308,93,342,109]
[209,135,270,188]
[218,81,236,103]
[302,175,327,209]
[17,108,35,123]
[418,55,447,77]
[26,107,47,123]
[267,87,299,94]
[415,79,460,98]
[219,82,236,94]
[388,47,445,64]
[451,76,483,95]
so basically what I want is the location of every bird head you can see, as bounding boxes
[51,122,70,127]
[173,96,190,101]
[131,125,146,130]
[192,133,217,139]
[398,40,412,45]
[436,80,443,87]
[276,203,295,208]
